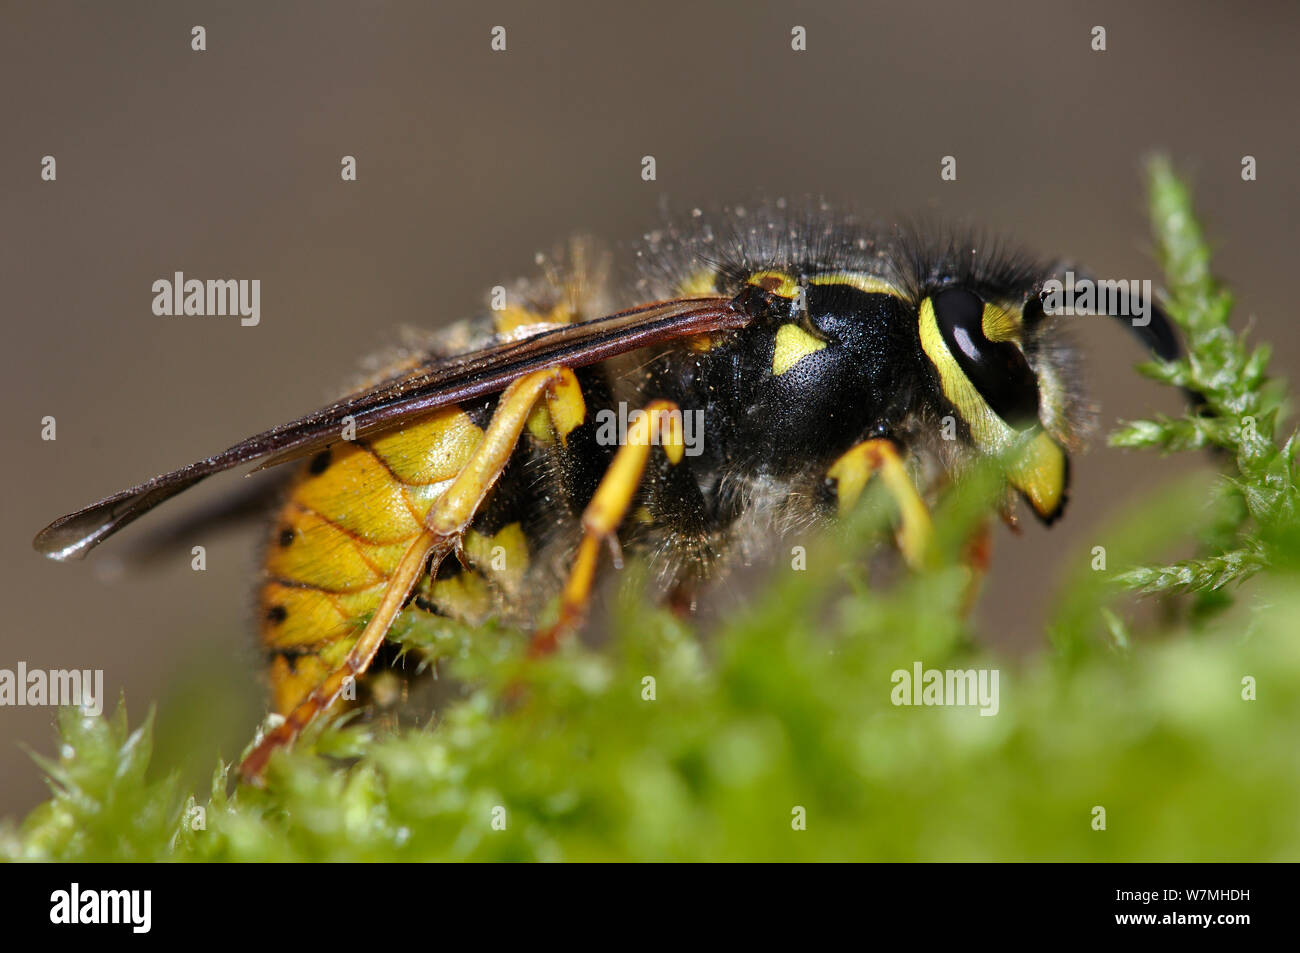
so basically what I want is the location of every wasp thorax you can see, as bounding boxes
[728,276,925,474]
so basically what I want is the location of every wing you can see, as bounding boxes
[35,295,747,561]
[106,468,293,571]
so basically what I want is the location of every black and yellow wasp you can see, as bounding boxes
[34,204,1180,779]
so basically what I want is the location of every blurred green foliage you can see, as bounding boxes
[4,163,1297,862]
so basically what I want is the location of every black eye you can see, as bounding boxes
[931,287,1040,428]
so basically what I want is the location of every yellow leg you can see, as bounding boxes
[827,439,933,569]
[429,369,579,538]
[531,400,684,654]
[240,368,574,782]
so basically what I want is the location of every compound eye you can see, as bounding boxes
[931,287,1040,428]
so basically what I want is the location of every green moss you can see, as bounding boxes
[5,163,1298,862]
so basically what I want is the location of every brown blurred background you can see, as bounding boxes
[2,0,1296,818]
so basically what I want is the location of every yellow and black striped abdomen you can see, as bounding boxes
[258,406,488,713]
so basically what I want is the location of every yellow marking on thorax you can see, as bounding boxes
[676,268,719,297]
[748,270,905,301]
[807,271,904,298]
[746,269,802,298]
[687,333,723,352]
[772,323,826,376]
[494,302,573,338]
[669,270,728,351]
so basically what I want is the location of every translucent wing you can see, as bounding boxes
[35,296,747,561]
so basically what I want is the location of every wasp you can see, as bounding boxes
[34,204,1181,780]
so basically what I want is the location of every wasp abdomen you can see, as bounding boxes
[257,403,505,713]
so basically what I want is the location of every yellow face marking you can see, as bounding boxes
[772,323,827,376]
[918,297,1018,455]
[919,297,1066,518]
[746,269,802,299]
[808,272,904,298]
[981,302,1022,343]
